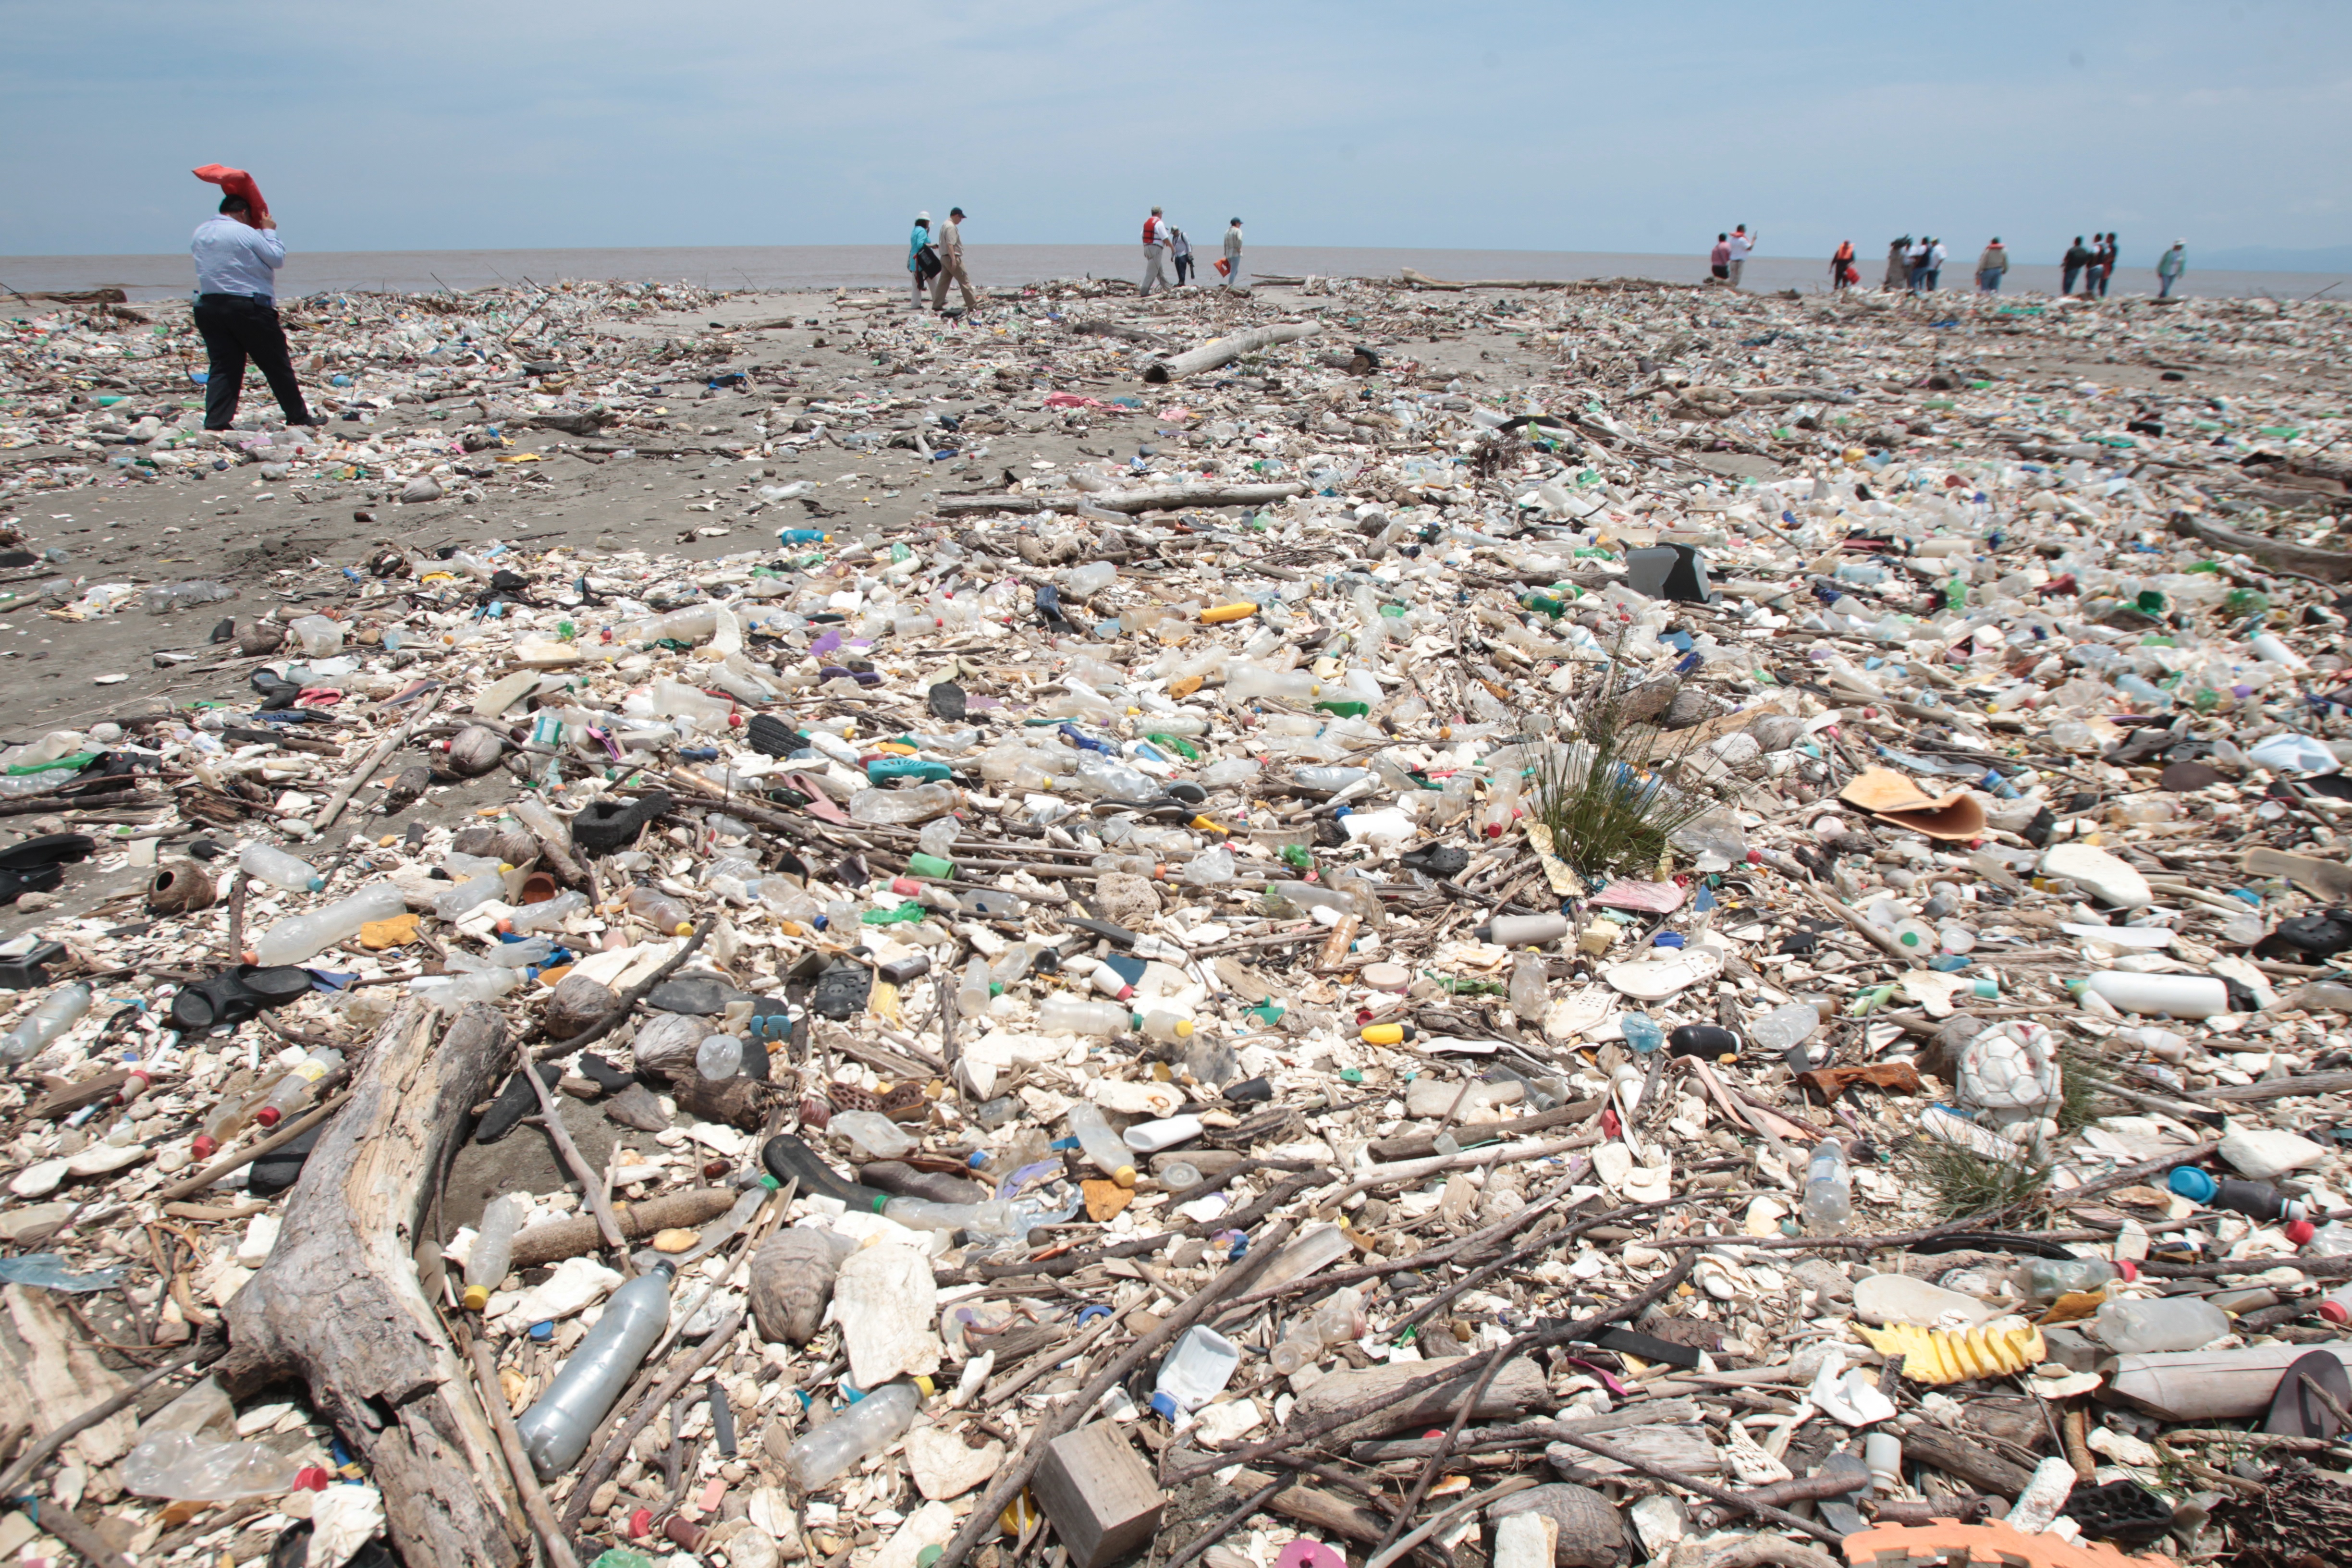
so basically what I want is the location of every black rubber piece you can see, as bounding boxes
[927,681,967,721]
[1400,844,1470,879]
[745,713,796,758]
[576,1053,636,1093]
[1669,1024,1740,1057]
[571,790,670,855]
[761,1134,889,1212]
[250,1124,325,1199]
[475,1064,562,1143]
[858,1161,988,1205]
[2059,1479,2174,1547]
[0,833,94,872]
[808,960,871,1020]
[1589,1325,1703,1369]
[708,1381,737,1458]
[168,964,315,1034]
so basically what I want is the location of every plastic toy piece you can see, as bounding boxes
[1853,1316,2045,1384]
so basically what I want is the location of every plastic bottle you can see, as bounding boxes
[1067,1102,1137,1186]
[2014,1258,2137,1302]
[784,1381,921,1490]
[2081,972,2231,1018]
[248,882,406,966]
[627,887,694,936]
[464,1194,525,1311]
[2305,1221,2352,1258]
[2318,1283,2352,1324]
[832,1110,918,1160]
[1151,1324,1241,1419]
[2094,1296,2230,1354]
[848,783,960,825]
[511,796,576,857]
[957,955,992,1019]
[0,981,93,1065]
[880,1197,1024,1241]
[1138,1010,1195,1044]
[1802,1140,1852,1235]
[1269,1286,1367,1375]
[408,968,522,1007]
[696,1034,743,1081]
[433,874,507,921]
[2168,1168,2313,1227]
[1476,913,1568,946]
[238,843,324,894]
[193,1077,282,1159]
[1039,996,1130,1037]
[252,1047,343,1128]
[1508,953,1548,1022]
[1746,1002,1821,1055]
[1227,668,1323,703]
[514,1262,676,1480]
[481,935,556,968]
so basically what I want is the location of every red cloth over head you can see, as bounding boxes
[193,165,269,228]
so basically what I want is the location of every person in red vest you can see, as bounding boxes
[1830,240,1855,291]
[1141,208,1174,296]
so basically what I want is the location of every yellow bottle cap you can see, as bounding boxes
[1115,1165,1137,1188]
[1173,1020,1194,1038]
[913,1374,936,1397]
[462,1284,490,1311]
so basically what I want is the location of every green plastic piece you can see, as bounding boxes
[907,852,956,880]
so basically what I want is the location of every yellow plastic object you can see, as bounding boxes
[1359,1022,1416,1046]
[1856,1316,2045,1384]
[1200,602,1259,624]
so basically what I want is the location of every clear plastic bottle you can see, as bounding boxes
[514,1262,676,1480]
[1508,953,1548,1022]
[832,1110,917,1160]
[880,1197,1023,1240]
[2305,1221,2352,1258]
[1039,996,1131,1037]
[957,955,992,1018]
[252,1047,343,1128]
[511,796,576,857]
[1227,668,1322,703]
[238,843,323,894]
[1802,1140,1852,1235]
[481,936,555,968]
[1138,1010,1195,1043]
[407,968,522,1007]
[0,981,93,1065]
[784,1381,920,1490]
[250,882,408,966]
[1150,1324,1240,1419]
[1066,1102,1137,1186]
[433,874,507,920]
[696,1035,743,1081]
[848,783,960,825]
[193,1076,283,1159]
[2095,1296,2230,1354]
[627,887,694,936]
[463,1194,525,1311]
[1746,1002,1821,1055]
[2319,1283,2352,1324]
[2014,1258,2136,1302]
[1269,1286,1366,1376]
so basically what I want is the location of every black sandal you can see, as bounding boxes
[169,964,314,1034]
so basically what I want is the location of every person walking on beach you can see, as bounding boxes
[1924,236,1947,292]
[1709,233,1731,282]
[1727,224,1754,287]
[907,212,937,308]
[1885,237,1911,291]
[1906,236,1931,293]
[2061,236,2091,296]
[1976,237,2009,293]
[2158,240,2187,299]
[1222,218,1245,290]
[1830,240,1854,291]
[1140,208,1174,296]
[930,207,978,314]
[2093,233,2116,298]
[191,189,315,430]
[1170,224,1195,287]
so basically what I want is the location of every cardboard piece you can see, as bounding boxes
[1838,767,1987,841]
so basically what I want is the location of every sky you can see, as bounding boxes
[3,0,2348,266]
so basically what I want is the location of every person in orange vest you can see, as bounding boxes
[1140,208,1174,296]
[1830,240,1854,292]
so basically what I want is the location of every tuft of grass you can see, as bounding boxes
[1525,639,1730,882]
[1911,1139,2053,1224]
[2053,1042,2106,1134]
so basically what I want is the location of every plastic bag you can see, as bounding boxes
[191,164,270,227]
[122,1429,302,1501]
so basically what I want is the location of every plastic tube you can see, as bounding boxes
[250,882,407,965]
[513,1262,676,1479]
[464,1194,524,1311]
[2082,971,2231,1018]
[1476,914,1569,946]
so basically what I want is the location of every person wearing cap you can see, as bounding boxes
[1222,218,1245,290]
[907,212,935,309]
[1140,207,1174,296]
[2157,239,2186,299]
[931,207,978,314]
[190,191,317,431]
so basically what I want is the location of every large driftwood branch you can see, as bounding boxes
[1143,321,1320,382]
[217,1001,525,1568]
[2170,509,2352,582]
[933,481,1306,518]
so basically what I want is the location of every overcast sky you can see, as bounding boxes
[4,0,2346,265]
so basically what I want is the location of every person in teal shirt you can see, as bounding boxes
[908,213,934,308]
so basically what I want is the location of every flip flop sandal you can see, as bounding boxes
[2265,1348,2352,1441]
[0,833,95,873]
[168,964,313,1034]
[0,864,65,907]
[250,670,301,712]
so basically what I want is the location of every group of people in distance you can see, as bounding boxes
[903,208,1249,311]
[1809,232,2190,297]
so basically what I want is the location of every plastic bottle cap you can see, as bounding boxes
[192,1135,217,1159]
[2324,1299,2351,1324]
[1115,1166,1137,1188]
[2287,1219,2316,1247]
[1149,1391,1179,1420]
[913,1375,936,1396]
[2168,1166,2219,1203]
[463,1284,491,1311]
[255,1106,282,1128]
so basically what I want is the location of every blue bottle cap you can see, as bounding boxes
[1149,1390,1179,1421]
[528,1320,554,1341]
[2169,1167,2218,1202]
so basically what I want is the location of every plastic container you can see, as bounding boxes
[2095,1296,2230,1354]
[121,1430,302,1502]
[784,1380,920,1489]
[1269,1286,1366,1375]
[2319,1283,2352,1325]
[848,783,959,825]
[879,1197,1023,1240]
[252,1047,343,1128]
[1151,1324,1241,1419]
[433,874,507,920]
[502,892,587,935]
[514,1262,676,1479]
[464,1193,525,1311]
[957,955,992,1018]
[1259,1224,1352,1289]
[192,1077,281,1159]
[1747,1002,1821,1055]
[1802,1139,1852,1235]
[0,981,93,1065]
[1067,1102,1137,1186]
[1508,953,1548,1022]
[1123,1115,1202,1154]
[238,842,324,894]
[832,1110,917,1160]
[2015,1257,2137,1302]
[1138,1009,1195,1043]
[2082,971,2230,1018]
[250,882,407,966]
[1039,996,1130,1037]
[1227,667,1323,702]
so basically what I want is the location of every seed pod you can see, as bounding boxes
[442,724,506,778]
[147,860,217,914]
[749,1228,846,1346]
[542,972,618,1041]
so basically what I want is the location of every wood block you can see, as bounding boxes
[1030,1421,1164,1568]
[1289,1356,1548,1434]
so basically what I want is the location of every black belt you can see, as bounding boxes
[196,292,274,305]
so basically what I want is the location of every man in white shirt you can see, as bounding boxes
[1140,208,1173,296]
[1726,225,1754,288]
[190,194,315,430]
[1223,219,1245,290]
[930,207,979,314]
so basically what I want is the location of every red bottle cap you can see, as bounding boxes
[627,1508,654,1541]
[294,1466,331,1492]
[2324,1298,2350,1324]
[192,1135,218,1159]
[256,1106,282,1129]
[2115,1258,2140,1281]
[2287,1219,2317,1246]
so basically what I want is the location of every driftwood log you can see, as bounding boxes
[2170,509,2352,582]
[933,480,1306,518]
[1143,321,1320,382]
[217,1001,525,1568]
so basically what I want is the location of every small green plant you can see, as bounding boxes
[1525,641,1730,882]
[1911,1138,2053,1224]
[2052,1042,2107,1134]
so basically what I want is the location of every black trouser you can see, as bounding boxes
[1174,254,1194,285]
[2061,265,2082,295]
[194,294,311,429]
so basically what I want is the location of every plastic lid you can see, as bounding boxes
[462,1284,491,1311]
[913,1374,936,1397]
[192,1135,217,1159]
[2115,1259,2139,1282]
[2168,1166,2218,1202]
[303,876,324,892]
[2287,1219,2317,1247]
[1173,1019,1194,1037]
[2324,1298,2351,1324]
[1148,1390,1179,1420]
[759,1173,781,1190]
[255,1106,282,1128]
